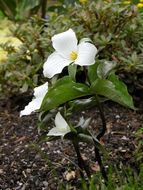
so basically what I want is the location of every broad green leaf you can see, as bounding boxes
[88,61,100,83]
[97,61,116,79]
[108,74,135,109]
[90,76,135,109]
[52,76,72,89]
[68,64,77,82]
[40,76,90,112]
[67,96,107,116]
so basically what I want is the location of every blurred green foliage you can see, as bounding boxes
[0,0,42,21]
[0,14,70,95]
[70,1,143,93]
[0,0,78,21]
[0,0,143,96]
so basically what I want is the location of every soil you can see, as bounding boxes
[0,94,143,190]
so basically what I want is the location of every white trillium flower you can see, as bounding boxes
[20,82,48,117]
[43,28,97,78]
[47,112,70,137]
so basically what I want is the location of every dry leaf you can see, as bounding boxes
[66,171,76,181]
[14,136,27,143]
[106,121,113,134]
[100,139,104,146]
[91,162,100,172]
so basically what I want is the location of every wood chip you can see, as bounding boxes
[111,131,126,135]
[14,136,27,143]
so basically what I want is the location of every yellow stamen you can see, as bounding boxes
[70,51,78,60]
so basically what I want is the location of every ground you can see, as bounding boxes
[0,95,143,190]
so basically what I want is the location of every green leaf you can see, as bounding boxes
[68,64,77,82]
[97,61,116,79]
[108,74,135,109]
[0,0,16,20]
[88,61,100,83]
[90,76,135,110]
[40,76,90,112]
[52,76,71,89]
[20,82,28,93]
[17,0,40,12]
[67,96,107,116]
[38,109,57,132]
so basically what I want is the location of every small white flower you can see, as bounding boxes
[43,28,97,78]
[20,82,48,116]
[47,112,70,137]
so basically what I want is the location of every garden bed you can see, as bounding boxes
[0,95,142,189]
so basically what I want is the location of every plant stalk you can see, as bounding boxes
[94,146,108,184]
[95,95,107,140]
[73,141,91,179]
[94,95,108,183]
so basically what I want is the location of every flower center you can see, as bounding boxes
[70,51,78,60]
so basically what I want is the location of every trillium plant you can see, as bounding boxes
[20,29,135,182]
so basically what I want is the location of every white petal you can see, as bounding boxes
[43,52,72,78]
[47,112,70,137]
[20,82,48,116]
[55,112,69,130]
[20,98,42,116]
[47,127,66,136]
[52,29,78,58]
[34,82,48,98]
[74,42,97,66]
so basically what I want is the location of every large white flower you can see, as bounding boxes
[43,28,97,78]
[20,82,48,117]
[47,112,70,137]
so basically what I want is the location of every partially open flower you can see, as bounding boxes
[20,82,48,116]
[47,112,70,137]
[43,28,97,78]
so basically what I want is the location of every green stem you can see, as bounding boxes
[94,95,108,183]
[94,146,108,184]
[95,95,107,140]
[72,141,91,179]
[83,67,91,86]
